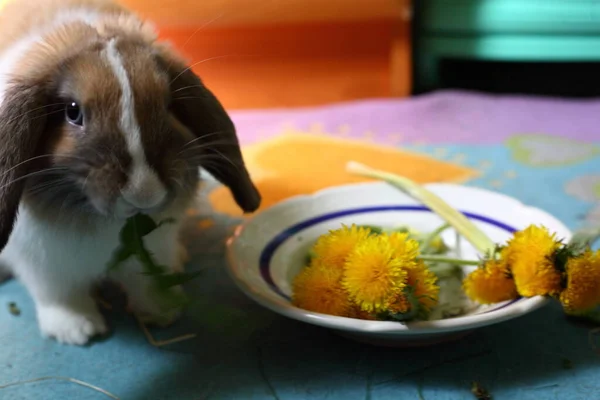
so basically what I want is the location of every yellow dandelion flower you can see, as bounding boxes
[502,225,562,297]
[387,231,421,260]
[462,259,518,304]
[559,250,600,314]
[310,224,373,269]
[342,234,410,313]
[291,262,351,317]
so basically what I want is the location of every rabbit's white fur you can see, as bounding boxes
[0,3,183,345]
[0,204,187,345]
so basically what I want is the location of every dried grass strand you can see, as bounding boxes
[0,376,120,399]
[134,314,197,347]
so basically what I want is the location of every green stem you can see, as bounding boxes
[346,161,496,255]
[418,255,481,266]
[430,264,462,280]
[421,223,450,253]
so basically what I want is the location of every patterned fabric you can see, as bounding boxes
[1,90,598,400]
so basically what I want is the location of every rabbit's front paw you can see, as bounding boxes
[37,303,107,345]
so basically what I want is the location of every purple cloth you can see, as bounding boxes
[231,90,600,145]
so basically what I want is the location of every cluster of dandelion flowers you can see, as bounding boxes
[461,224,600,318]
[291,224,441,320]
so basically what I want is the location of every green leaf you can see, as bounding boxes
[107,245,133,271]
[133,213,161,236]
[107,213,199,310]
[120,214,175,245]
[304,249,316,265]
[357,224,384,235]
[568,227,600,254]
[390,226,412,234]
[120,213,159,245]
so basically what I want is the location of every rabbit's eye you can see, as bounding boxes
[65,101,83,126]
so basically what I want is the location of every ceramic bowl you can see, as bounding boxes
[225,182,571,347]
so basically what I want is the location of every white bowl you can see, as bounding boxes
[225,182,571,347]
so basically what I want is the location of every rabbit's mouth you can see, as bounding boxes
[112,194,171,220]
[82,186,175,220]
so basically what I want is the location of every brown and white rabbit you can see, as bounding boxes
[0,0,260,345]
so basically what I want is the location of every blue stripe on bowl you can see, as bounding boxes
[259,205,520,314]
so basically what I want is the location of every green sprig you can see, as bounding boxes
[108,213,200,310]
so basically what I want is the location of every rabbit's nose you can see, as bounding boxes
[121,162,168,211]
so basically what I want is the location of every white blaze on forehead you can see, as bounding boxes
[104,39,167,210]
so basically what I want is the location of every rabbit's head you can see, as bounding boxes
[0,16,260,249]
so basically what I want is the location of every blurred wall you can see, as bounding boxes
[118,0,412,109]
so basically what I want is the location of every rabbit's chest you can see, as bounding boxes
[2,205,123,276]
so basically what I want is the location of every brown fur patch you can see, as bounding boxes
[154,48,261,212]
[0,0,125,56]
[0,82,49,250]
[15,23,101,82]
[50,126,77,155]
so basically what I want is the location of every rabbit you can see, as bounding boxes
[0,0,260,345]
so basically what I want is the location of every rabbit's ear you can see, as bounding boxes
[0,82,49,251]
[164,58,260,213]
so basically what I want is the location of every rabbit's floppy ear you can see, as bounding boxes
[168,66,261,213]
[0,82,49,251]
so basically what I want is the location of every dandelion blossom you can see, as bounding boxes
[462,259,518,304]
[342,235,411,313]
[502,225,562,297]
[291,262,351,317]
[310,224,373,269]
[559,250,600,314]
[388,261,440,315]
[388,231,421,261]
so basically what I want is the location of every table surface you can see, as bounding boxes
[1,90,599,400]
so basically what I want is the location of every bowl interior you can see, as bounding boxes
[266,206,513,314]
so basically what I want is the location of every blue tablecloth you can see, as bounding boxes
[1,91,599,399]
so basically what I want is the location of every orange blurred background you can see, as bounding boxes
[119,0,412,110]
